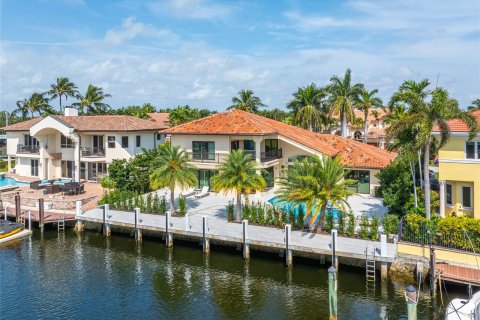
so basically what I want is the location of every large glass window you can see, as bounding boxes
[262,167,275,188]
[61,160,74,178]
[462,186,472,208]
[346,170,370,194]
[196,169,217,190]
[30,159,39,176]
[231,140,240,150]
[108,136,115,148]
[192,141,215,160]
[264,139,279,152]
[136,135,141,148]
[244,140,255,151]
[24,135,39,146]
[121,136,129,148]
[61,135,75,148]
[466,142,476,159]
[446,183,452,206]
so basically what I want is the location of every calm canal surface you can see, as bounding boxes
[1,230,466,319]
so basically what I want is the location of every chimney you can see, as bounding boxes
[64,106,78,117]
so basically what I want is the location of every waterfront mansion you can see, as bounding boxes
[162,109,396,196]
[3,107,168,181]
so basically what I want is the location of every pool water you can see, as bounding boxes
[268,196,342,219]
[0,177,29,187]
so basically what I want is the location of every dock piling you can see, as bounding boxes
[202,215,209,254]
[38,198,44,233]
[328,266,338,320]
[28,210,31,230]
[285,224,292,267]
[331,229,338,269]
[429,245,436,296]
[242,220,250,259]
[74,200,84,232]
[185,213,190,231]
[380,234,388,281]
[14,193,21,223]
[405,285,418,320]
[134,208,142,243]
[103,204,111,237]
[165,211,173,248]
[3,208,6,221]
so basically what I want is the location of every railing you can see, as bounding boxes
[17,144,39,154]
[188,152,224,163]
[398,217,480,252]
[261,148,282,162]
[81,147,105,157]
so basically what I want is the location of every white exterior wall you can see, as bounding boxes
[171,134,231,154]
[15,157,33,177]
[6,132,25,155]
[103,132,157,163]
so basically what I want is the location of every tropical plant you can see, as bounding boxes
[276,156,354,231]
[178,196,187,216]
[149,143,197,214]
[357,88,383,143]
[226,201,234,222]
[359,216,370,239]
[327,68,364,137]
[467,99,480,111]
[287,84,327,131]
[387,86,478,218]
[346,212,355,237]
[370,216,379,240]
[73,84,111,114]
[47,77,78,113]
[14,93,53,119]
[211,150,266,221]
[257,108,291,123]
[115,103,156,119]
[382,214,399,235]
[228,89,266,113]
[157,105,215,126]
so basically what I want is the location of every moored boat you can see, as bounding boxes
[445,291,480,319]
[0,220,24,239]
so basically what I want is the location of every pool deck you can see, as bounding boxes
[79,193,396,263]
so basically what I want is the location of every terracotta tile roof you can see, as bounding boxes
[433,110,480,132]
[3,115,165,132]
[147,113,170,128]
[353,109,388,122]
[163,109,395,169]
[2,118,43,131]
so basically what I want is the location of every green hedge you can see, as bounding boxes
[99,190,166,214]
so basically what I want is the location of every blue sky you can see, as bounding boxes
[1,0,479,111]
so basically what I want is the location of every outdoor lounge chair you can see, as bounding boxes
[181,187,196,197]
[38,180,51,187]
[194,186,210,199]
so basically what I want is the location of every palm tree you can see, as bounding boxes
[399,79,431,100]
[14,93,51,119]
[287,84,327,132]
[47,77,78,113]
[73,84,111,114]
[276,156,354,231]
[387,87,478,218]
[327,69,364,137]
[228,89,266,113]
[467,99,480,111]
[211,150,266,221]
[357,88,383,143]
[150,143,197,214]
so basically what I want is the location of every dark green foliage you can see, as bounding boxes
[146,193,153,213]
[382,214,399,235]
[227,201,234,222]
[359,216,370,239]
[152,194,160,214]
[324,211,334,232]
[296,206,305,229]
[114,103,155,119]
[347,212,356,237]
[338,211,346,235]
[157,105,215,126]
[178,196,187,216]
[159,196,167,215]
[288,211,296,225]
[98,190,137,211]
[370,216,379,240]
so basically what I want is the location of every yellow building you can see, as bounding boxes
[434,110,480,219]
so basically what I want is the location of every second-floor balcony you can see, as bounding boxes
[81,147,105,157]
[261,149,282,162]
[17,144,39,154]
[188,152,223,163]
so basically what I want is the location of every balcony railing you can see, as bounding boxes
[261,148,282,162]
[188,152,225,163]
[17,144,39,154]
[81,147,105,157]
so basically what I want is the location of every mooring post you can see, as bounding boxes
[331,229,338,269]
[429,245,436,297]
[14,192,20,223]
[4,208,6,221]
[405,285,418,320]
[165,210,173,247]
[380,233,388,281]
[285,224,292,267]
[328,266,338,320]
[38,198,44,233]
[185,212,190,231]
[134,207,142,243]
[242,220,250,259]
[28,210,31,230]
[202,215,210,254]
[104,204,111,237]
[74,200,84,232]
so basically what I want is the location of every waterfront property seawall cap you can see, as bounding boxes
[328,266,337,273]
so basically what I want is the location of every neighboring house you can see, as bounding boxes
[434,110,480,219]
[3,107,168,181]
[329,109,390,149]
[161,109,395,196]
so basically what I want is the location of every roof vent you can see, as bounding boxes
[64,106,78,117]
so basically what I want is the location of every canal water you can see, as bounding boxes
[0,230,466,319]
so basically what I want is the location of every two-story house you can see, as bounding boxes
[3,107,168,182]
[435,110,480,219]
[162,109,396,196]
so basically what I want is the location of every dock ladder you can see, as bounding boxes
[365,245,376,284]
[57,217,65,232]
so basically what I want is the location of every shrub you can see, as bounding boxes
[227,201,234,222]
[288,211,296,225]
[347,212,355,237]
[359,216,370,239]
[324,211,334,233]
[152,194,160,214]
[159,196,167,215]
[370,216,379,240]
[178,196,187,216]
[382,214,399,235]
[146,193,153,213]
[297,206,305,229]
[337,211,346,235]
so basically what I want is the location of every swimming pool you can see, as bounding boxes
[268,196,342,219]
[0,177,29,187]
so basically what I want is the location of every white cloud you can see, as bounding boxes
[104,17,176,45]
[148,0,233,20]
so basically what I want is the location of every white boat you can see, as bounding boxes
[446,291,480,319]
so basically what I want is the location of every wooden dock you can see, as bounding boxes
[4,207,76,223]
[436,263,480,286]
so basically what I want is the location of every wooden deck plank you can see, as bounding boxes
[436,263,480,285]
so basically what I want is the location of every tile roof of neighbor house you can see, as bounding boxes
[432,110,480,132]
[147,113,170,128]
[353,109,388,122]
[2,115,166,132]
[162,109,396,169]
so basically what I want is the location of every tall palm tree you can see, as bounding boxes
[287,83,327,132]
[150,143,197,214]
[357,88,383,143]
[211,150,266,221]
[467,99,480,111]
[47,77,78,113]
[327,69,364,137]
[14,93,51,119]
[228,89,266,113]
[387,88,478,218]
[276,156,354,231]
[73,84,111,114]
[399,79,431,100]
